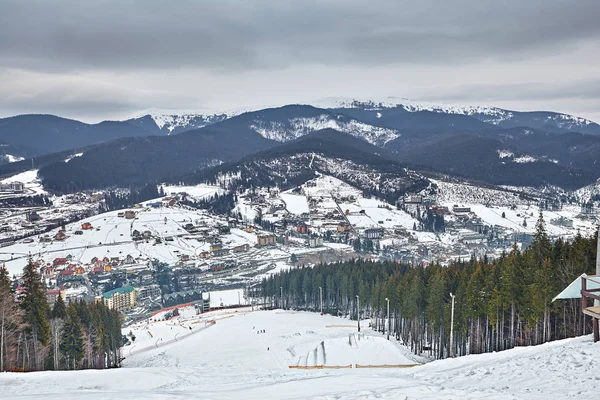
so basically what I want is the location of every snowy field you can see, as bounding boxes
[1,309,599,399]
[0,169,46,195]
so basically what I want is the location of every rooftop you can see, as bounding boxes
[102,285,135,299]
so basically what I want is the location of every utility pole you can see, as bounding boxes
[319,286,323,315]
[450,292,456,358]
[594,225,600,307]
[280,286,283,309]
[356,295,360,332]
[385,297,390,340]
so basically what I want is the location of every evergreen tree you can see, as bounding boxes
[60,306,85,370]
[0,265,10,290]
[52,296,67,320]
[20,259,51,370]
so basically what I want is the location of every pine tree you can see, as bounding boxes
[20,259,51,370]
[60,306,85,370]
[531,210,552,268]
[52,296,67,320]
[0,265,10,290]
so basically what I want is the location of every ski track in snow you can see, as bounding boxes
[1,310,598,399]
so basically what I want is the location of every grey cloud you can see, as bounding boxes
[0,0,599,71]
[425,79,600,103]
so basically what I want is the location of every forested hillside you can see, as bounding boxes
[259,212,597,359]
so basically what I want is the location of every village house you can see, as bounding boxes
[257,233,276,247]
[212,248,229,257]
[209,243,223,252]
[54,230,67,241]
[233,244,250,253]
[337,223,351,233]
[296,222,309,234]
[82,222,93,230]
[41,265,55,279]
[363,228,384,240]
[199,251,211,259]
[124,210,136,219]
[307,236,324,248]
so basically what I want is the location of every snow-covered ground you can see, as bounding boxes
[1,309,598,399]
[281,193,309,215]
[0,169,46,195]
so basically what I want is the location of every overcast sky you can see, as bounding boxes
[1,0,599,123]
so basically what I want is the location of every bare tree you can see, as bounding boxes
[50,318,64,370]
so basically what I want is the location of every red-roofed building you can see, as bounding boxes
[53,258,67,266]
[91,266,104,274]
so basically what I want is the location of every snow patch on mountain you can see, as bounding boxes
[250,115,400,145]
[497,150,514,159]
[1,154,24,163]
[513,155,537,163]
[149,113,228,133]
[64,153,83,163]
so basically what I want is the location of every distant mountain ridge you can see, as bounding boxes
[313,97,600,135]
[2,97,600,194]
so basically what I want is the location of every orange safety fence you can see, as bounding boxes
[355,364,420,369]
[289,364,419,369]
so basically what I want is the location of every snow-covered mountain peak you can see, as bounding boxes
[310,97,598,129]
[127,107,257,134]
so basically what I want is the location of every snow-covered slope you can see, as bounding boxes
[1,153,25,163]
[1,309,598,399]
[127,112,230,134]
[249,113,399,145]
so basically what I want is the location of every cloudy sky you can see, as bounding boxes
[1,0,599,122]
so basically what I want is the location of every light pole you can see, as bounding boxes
[385,297,390,340]
[356,295,360,332]
[449,292,455,358]
[280,286,283,309]
[319,286,323,315]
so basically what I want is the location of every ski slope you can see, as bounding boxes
[1,309,599,399]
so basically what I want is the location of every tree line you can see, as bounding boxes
[101,184,163,212]
[0,260,123,372]
[258,212,597,359]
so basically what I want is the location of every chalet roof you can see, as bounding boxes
[553,274,600,301]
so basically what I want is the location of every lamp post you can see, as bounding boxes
[385,297,390,340]
[319,286,323,315]
[356,295,360,332]
[449,292,456,358]
[280,286,283,309]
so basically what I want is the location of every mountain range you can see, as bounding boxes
[1,98,600,195]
